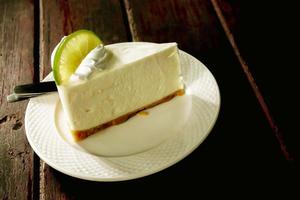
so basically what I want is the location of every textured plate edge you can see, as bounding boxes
[24,50,221,182]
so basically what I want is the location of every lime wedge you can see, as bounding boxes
[53,30,102,85]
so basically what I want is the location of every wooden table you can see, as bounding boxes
[1,0,297,198]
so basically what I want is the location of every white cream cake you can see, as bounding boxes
[53,41,184,141]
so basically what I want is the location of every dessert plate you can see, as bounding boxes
[25,50,220,181]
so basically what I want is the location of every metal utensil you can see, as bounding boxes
[7,81,57,103]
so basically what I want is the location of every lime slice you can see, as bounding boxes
[53,30,102,85]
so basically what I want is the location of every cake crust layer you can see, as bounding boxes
[72,89,184,141]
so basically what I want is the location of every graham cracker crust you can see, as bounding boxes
[72,89,185,141]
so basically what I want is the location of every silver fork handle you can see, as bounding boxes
[7,93,47,103]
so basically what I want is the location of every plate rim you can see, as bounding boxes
[25,50,221,181]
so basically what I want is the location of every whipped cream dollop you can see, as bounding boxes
[69,44,108,82]
[51,37,108,83]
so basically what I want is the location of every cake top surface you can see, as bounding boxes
[105,42,177,64]
[52,41,177,85]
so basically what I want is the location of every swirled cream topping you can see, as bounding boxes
[69,44,108,82]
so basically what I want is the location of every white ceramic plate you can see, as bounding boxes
[25,50,220,181]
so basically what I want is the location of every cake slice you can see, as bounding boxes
[53,31,184,141]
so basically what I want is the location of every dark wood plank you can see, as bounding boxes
[125,0,222,58]
[124,0,292,177]
[0,0,35,199]
[39,0,129,199]
[212,0,298,161]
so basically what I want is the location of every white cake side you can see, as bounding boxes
[57,42,183,131]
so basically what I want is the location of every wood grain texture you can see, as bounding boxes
[0,0,35,199]
[125,0,222,58]
[213,0,298,161]
[36,0,295,198]
[125,0,290,172]
[39,0,129,199]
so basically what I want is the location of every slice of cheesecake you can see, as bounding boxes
[56,42,184,141]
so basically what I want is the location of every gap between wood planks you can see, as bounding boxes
[120,0,133,41]
[33,0,40,84]
[32,0,41,199]
[123,0,138,41]
[210,0,293,161]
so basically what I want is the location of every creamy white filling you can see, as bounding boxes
[57,42,183,130]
